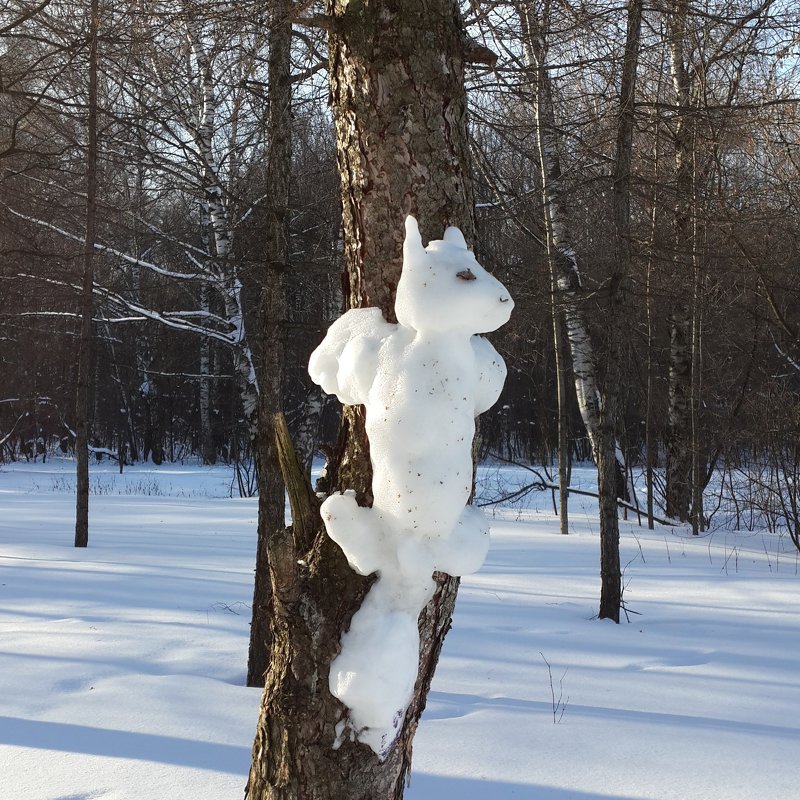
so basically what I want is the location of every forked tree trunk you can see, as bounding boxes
[246,2,479,796]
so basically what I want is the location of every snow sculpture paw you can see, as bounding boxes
[309,215,513,757]
[308,308,395,407]
[322,491,385,577]
[431,505,491,577]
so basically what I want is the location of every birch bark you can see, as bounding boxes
[517,0,642,620]
[517,3,629,501]
[187,20,260,440]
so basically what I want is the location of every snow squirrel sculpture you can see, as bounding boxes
[308,215,513,756]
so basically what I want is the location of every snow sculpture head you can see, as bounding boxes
[396,216,513,334]
[308,215,513,758]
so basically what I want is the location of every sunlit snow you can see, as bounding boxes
[1,460,800,799]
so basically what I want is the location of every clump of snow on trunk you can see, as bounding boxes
[309,216,514,757]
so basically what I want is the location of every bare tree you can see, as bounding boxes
[513,0,644,620]
[247,0,292,689]
[74,0,99,548]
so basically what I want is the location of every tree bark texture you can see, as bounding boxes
[248,0,292,688]
[75,0,99,548]
[246,1,476,796]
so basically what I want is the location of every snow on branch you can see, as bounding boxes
[95,286,239,345]
[2,205,212,283]
[13,270,238,345]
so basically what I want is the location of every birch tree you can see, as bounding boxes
[3,2,268,446]
[512,0,645,620]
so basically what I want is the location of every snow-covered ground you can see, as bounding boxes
[2,458,799,799]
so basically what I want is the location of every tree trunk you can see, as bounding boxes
[519,0,642,621]
[552,290,569,536]
[246,2,476,796]
[599,0,643,621]
[665,0,693,522]
[645,199,659,531]
[199,281,216,465]
[690,225,704,535]
[518,3,630,503]
[247,0,291,689]
[75,0,99,549]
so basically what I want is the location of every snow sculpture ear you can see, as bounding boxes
[403,215,426,263]
[442,225,469,250]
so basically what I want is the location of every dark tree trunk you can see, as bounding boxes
[598,0,643,621]
[667,311,692,521]
[75,0,99,548]
[665,0,693,522]
[245,1,476,796]
[247,0,292,689]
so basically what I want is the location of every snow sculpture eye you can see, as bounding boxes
[456,269,476,281]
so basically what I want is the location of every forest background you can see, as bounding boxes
[2,0,800,574]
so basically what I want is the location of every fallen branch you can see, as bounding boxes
[479,455,680,527]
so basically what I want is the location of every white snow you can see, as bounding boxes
[309,216,514,754]
[2,458,800,800]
